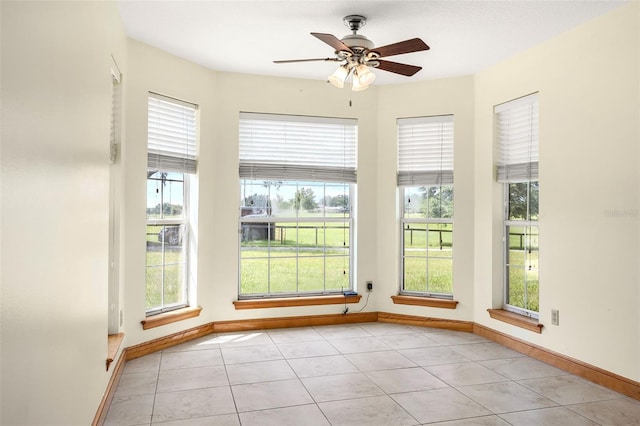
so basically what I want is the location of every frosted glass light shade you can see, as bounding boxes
[328,66,349,88]
[355,64,376,86]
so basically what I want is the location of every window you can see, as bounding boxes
[398,115,454,298]
[496,93,539,317]
[238,113,356,298]
[146,93,198,315]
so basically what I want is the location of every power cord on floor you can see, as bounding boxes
[355,289,370,313]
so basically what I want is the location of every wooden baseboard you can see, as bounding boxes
[473,323,640,400]
[378,312,474,332]
[125,322,217,361]
[92,347,126,426]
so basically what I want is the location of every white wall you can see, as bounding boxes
[474,3,640,380]
[0,1,127,425]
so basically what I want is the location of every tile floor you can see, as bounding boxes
[104,322,640,425]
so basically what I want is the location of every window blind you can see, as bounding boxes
[495,93,538,183]
[239,112,357,183]
[397,115,454,186]
[147,93,198,174]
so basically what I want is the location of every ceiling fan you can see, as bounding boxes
[274,15,430,91]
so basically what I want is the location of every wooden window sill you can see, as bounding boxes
[391,295,459,309]
[233,294,362,310]
[487,308,543,333]
[141,306,202,330]
[106,333,125,371]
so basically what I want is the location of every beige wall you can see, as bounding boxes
[1,1,127,424]
[123,40,381,346]
[376,77,476,320]
[473,3,639,379]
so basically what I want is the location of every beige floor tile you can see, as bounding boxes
[346,350,416,372]
[226,359,296,385]
[366,367,448,393]
[319,395,419,426]
[358,322,417,336]
[114,371,158,397]
[426,362,509,387]
[377,332,442,350]
[231,378,313,412]
[214,330,274,348]
[123,353,161,374]
[152,386,236,423]
[302,372,384,402]
[160,348,224,370]
[329,335,392,354]
[162,334,220,353]
[287,354,359,378]
[313,324,371,339]
[428,416,511,425]
[479,356,567,380]
[156,365,229,393]
[424,330,490,345]
[500,406,598,425]
[267,327,323,343]
[399,345,472,366]
[104,394,154,426]
[276,339,339,358]
[567,397,640,425]
[151,413,240,425]
[450,342,524,361]
[239,404,330,426]
[221,343,283,364]
[457,381,558,413]
[518,375,623,405]
[391,388,492,423]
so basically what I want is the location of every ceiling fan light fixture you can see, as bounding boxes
[328,65,349,88]
[351,74,369,92]
[355,64,376,86]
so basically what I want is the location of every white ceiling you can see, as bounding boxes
[117,0,627,86]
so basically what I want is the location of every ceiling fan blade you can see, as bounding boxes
[372,38,429,58]
[311,32,353,53]
[274,58,341,64]
[375,59,423,76]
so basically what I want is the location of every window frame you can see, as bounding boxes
[145,92,198,316]
[397,114,454,299]
[145,172,190,316]
[495,93,539,318]
[238,179,355,299]
[399,185,454,299]
[503,181,539,318]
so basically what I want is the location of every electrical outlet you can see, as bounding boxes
[551,309,559,326]
[366,281,373,291]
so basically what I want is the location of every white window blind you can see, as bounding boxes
[397,115,454,186]
[148,93,198,174]
[239,112,357,183]
[495,93,538,182]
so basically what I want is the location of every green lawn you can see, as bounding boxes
[146,247,185,310]
[146,218,538,313]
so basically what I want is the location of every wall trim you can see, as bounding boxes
[378,312,473,331]
[473,323,640,400]
[92,347,126,426]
